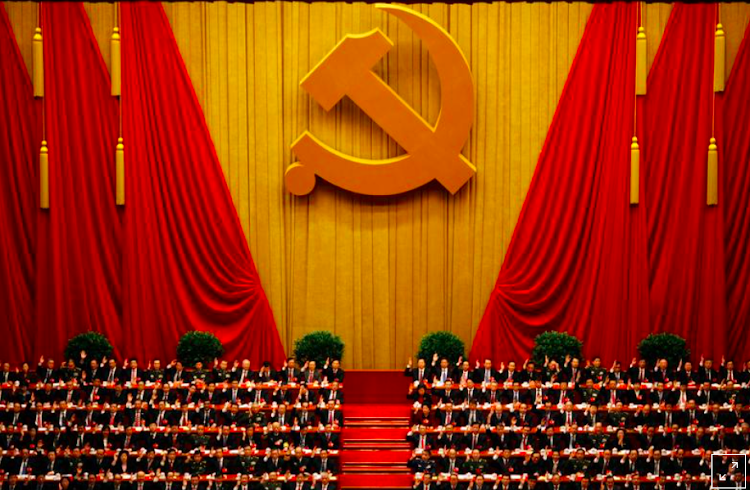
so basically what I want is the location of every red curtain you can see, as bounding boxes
[639,3,728,361]
[0,2,284,367]
[472,4,747,365]
[34,2,124,359]
[0,4,39,363]
[720,21,750,362]
[119,2,285,368]
[470,3,651,364]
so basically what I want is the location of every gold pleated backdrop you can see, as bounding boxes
[5,2,750,368]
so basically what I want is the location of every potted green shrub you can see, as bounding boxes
[531,331,583,365]
[65,332,113,363]
[417,331,464,364]
[294,331,345,365]
[638,333,689,368]
[176,331,224,367]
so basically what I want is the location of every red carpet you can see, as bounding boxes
[342,427,410,441]
[339,474,415,488]
[345,404,412,419]
[341,372,413,489]
[340,450,411,465]
[345,370,410,404]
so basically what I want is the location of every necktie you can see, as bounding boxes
[640,368,645,381]
[445,413,451,424]
[420,435,426,448]
[308,372,313,383]
[37,412,42,426]
[485,370,490,383]
[132,369,137,383]
[329,411,334,424]
[441,369,447,382]
[109,369,115,382]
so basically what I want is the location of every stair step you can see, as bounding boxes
[343,442,412,450]
[342,467,411,474]
[345,421,409,428]
[339,473,414,489]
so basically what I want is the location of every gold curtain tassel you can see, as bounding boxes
[636,27,647,95]
[111,27,121,96]
[40,141,49,209]
[715,23,725,92]
[33,27,43,97]
[707,137,718,205]
[630,136,640,205]
[116,137,125,205]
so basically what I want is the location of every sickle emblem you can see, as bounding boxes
[285,4,475,196]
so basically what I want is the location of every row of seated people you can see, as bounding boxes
[1,401,344,431]
[408,379,748,407]
[409,400,749,430]
[405,355,750,487]
[2,357,345,387]
[412,471,745,490]
[1,381,344,407]
[410,447,732,477]
[1,471,338,490]
[0,447,338,477]
[404,356,750,387]
[0,421,342,452]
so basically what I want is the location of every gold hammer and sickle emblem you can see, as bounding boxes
[285,4,475,196]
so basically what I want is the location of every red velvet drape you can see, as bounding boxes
[119,2,286,368]
[470,3,650,364]
[35,2,124,359]
[0,4,39,363]
[472,4,748,365]
[0,2,285,367]
[639,3,728,360]
[720,22,750,362]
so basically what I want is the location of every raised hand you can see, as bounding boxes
[80,350,87,360]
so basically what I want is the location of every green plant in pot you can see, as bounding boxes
[176,331,224,367]
[417,331,464,364]
[294,331,345,365]
[638,333,689,368]
[531,331,583,366]
[65,332,113,364]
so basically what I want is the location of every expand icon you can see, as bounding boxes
[285,4,476,196]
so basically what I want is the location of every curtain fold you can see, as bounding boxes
[639,3,728,361]
[470,3,650,364]
[0,3,38,363]
[720,21,750,362]
[34,1,123,360]
[119,2,285,368]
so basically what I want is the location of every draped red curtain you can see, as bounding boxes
[0,2,285,367]
[473,4,749,365]
[470,3,650,364]
[0,4,39,364]
[119,2,285,368]
[720,21,750,362]
[35,2,124,359]
[639,3,728,360]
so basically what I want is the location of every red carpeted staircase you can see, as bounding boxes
[339,371,414,489]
